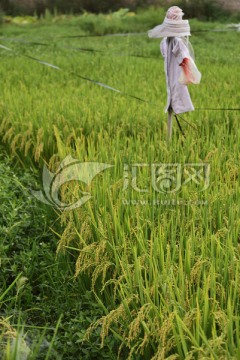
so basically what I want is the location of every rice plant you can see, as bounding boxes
[0,9,240,359]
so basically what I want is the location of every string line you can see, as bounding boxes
[0,43,239,135]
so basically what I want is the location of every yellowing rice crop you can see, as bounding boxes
[0,9,240,359]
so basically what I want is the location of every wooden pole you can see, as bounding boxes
[167,108,173,140]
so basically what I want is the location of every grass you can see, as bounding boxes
[0,7,240,359]
[0,150,121,358]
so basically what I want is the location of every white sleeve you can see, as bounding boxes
[160,39,166,58]
[172,37,190,65]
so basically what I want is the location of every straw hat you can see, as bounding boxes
[148,6,191,38]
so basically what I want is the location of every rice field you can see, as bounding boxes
[0,9,240,359]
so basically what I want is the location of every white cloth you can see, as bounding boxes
[148,18,191,38]
[148,6,190,38]
[166,6,184,20]
[160,36,194,114]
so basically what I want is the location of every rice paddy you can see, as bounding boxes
[0,9,240,359]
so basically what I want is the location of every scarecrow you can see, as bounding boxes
[148,6,201,139]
